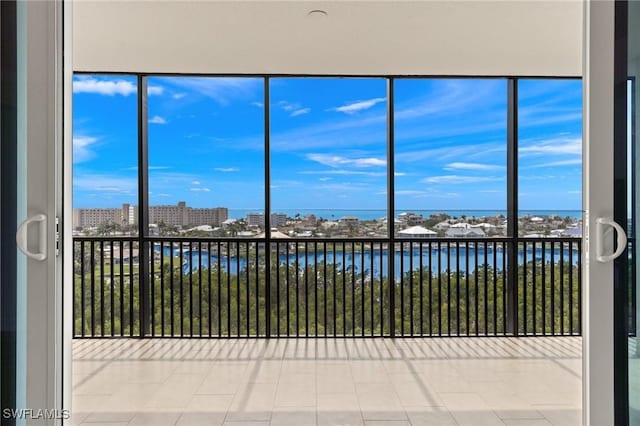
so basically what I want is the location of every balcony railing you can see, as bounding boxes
[72,236,581,338]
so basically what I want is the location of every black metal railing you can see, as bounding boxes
[72,236,581,338]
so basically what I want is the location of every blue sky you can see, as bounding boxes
[73,75,582,213]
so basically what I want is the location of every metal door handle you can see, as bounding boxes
[596,217,627,263]
[16,214,47,261]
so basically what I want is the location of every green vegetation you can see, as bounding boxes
[73,244,580,337]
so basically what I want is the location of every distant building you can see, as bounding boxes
[247,212,265,227]
[73,207,121,228]
[445,227,486,238]
[398,225,437,238]
[150,201,227,227]
[398,212,424,226]
[271,213,288,227]
[339,216,359,225]
[74,201,227,229]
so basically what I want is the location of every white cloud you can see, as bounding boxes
[73,136,98,163]
[290,108,311,117]
[190,187,211,192]
[395,190,429,196]
[331,97,386,114]
[172,93,187,99]
[163,77,261,105]
[519,137,581,156]
[394,172,407,177]
[214,167,239,172]
[422,175,502,184]
[148,115,167,124]
[306,153,386,168]
[319,177,332,181]
[300,169,386,177]
[444,162,504,171]
[73,174,137,195]
[147,86,164,96]
[527,158,582,168]
[316,183,371,192]
[251,101,264,108]
[73,78,136,96]
[191,180,201,185]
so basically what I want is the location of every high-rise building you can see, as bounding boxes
[73,202,227,229]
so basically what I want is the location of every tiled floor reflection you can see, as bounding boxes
[72,337,582,425]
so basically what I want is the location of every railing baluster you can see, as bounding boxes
[484,241,488,335]
[129,241,134,336]
[474,242,478,336]
[80,241,85,337]
[170,242,175,337]
[409,241,414,336]
[428,242,432,336]
[90,241,95,337]
[419,243,424,336]
[343,242,346,336]
[438,242,442,336]
[578,240,582,335]
[380,242,384,336]
[296,242,300,337]
[120,240,124,337]
[110,241,114,336]
[465,242,469,335]
[286,243,290,337]
[502,241,507,335]
[542,241,546,335]
[180,243,184,337]
[532,241,537,336]
[560,241,564,335]
[316,242,319,337]
[370,242,374,337]
[276,242,281,336]
[447,242,451,336]
[324,242,328,337]
[305,242,309,337]
[569,240,574,335]
[200,241,204,336]
[400,241,404,336]
[362,242,365,337]
[551,241,556,335]
[236,241,240,338]
[246,242,250,337]
[208,241,212,337]
[150,240,155,337]
[456,241,460,336]
[523,241,527,335]
[190,241,194,336]
[351,242,355,337]
[217,241,221,337]
[100,241,105,336]
[493,241,497,335]
[334,242,337,337]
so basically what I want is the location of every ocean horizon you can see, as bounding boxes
[228,209,583,221]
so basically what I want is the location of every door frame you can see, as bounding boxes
[583,0,616,424]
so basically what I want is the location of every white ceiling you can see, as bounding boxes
[73,0,583,76]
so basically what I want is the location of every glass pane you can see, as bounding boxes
[394,79,507,237]
[147,77,264,236]
[270,78,387,238]
[517,79,583,237]
[72,74,139,236]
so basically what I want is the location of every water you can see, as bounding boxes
[154,245,580,279]
[228,209,583,221]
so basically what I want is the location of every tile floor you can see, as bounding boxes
[72,337,582,426]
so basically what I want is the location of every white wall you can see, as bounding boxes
[73,0,582,76]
